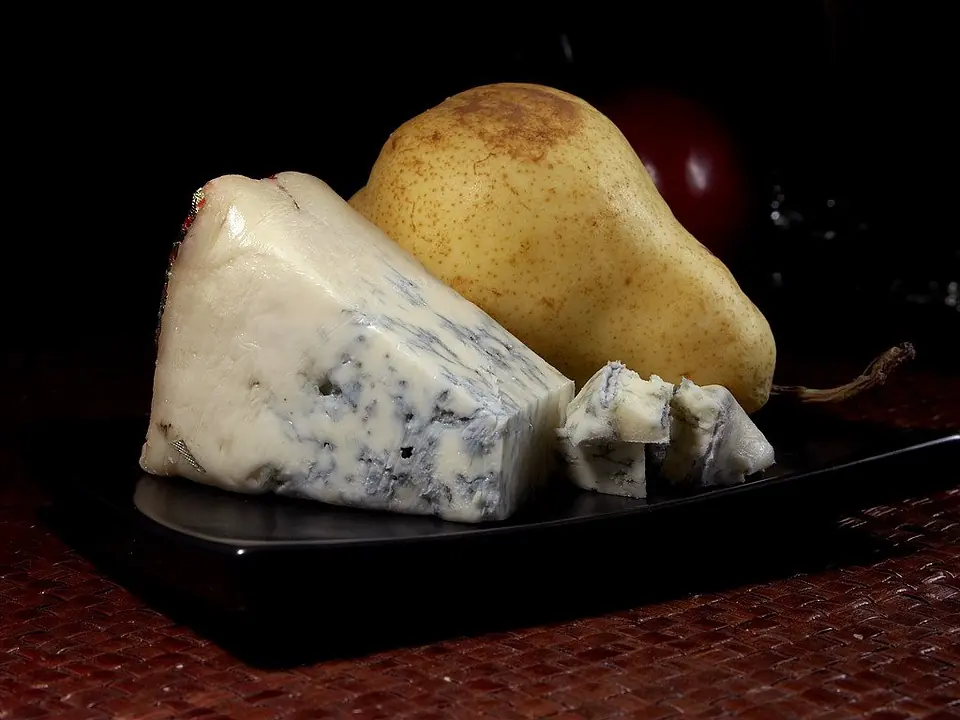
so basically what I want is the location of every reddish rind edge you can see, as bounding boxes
[155,188,206,345]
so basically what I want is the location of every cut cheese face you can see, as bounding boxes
[557,362,673,499]
[558,363,776,499]
[658,378,776,488]
[140,172,574,523]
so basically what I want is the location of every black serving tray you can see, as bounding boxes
[21,416,960,666]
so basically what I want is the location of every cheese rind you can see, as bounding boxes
[139,172,574,523]
[658,378,776,488]
[557,361,672,498]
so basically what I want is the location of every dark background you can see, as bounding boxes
[5,3,956,427]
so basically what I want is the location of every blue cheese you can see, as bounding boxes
[557,362,672,498]
[557,363,776,498]
[657,378,776,488]
[139,172,574,523]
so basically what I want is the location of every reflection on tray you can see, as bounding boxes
[134,474,469,545]
[133,462,771,548]
[131,418,957,549]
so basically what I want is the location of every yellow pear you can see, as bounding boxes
[350,82,776,413]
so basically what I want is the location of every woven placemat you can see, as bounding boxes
[2,486,959,720]
[2,371,960,719]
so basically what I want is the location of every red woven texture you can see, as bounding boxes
[2,372,959,719]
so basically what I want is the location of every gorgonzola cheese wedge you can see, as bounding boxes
[139,172,574,523]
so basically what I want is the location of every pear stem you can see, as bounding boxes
[770,342,916,403]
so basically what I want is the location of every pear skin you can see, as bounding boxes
[350,83,776,413]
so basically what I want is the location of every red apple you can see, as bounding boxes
[599,89,751,261]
